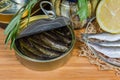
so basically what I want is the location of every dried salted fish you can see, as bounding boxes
[30,41,60,58]
[97,40,120,47]
[40,34,69,52]
[19,39,47,58]
[82,33,120,58]
[82,33,120,41]
[28,37,50,49]
[20,47,43,60]
[86,41,120,58]
[50,31,71,44]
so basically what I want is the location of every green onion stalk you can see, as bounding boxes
[77,0,88,21]
[4,0,40,49]
[77,0,100,21]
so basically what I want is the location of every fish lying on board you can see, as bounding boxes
[81,33,120,58]
[82,33,120,41]
[95,40,120,47]
[86,41,120,58]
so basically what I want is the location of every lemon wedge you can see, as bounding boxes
[96,0,120,33]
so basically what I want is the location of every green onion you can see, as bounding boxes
[77,0,89,21]
[4,0,40,49]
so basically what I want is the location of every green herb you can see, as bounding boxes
[4,0,40,49]
[77,0,89,21]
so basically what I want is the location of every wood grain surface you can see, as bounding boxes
[0,27,119,80]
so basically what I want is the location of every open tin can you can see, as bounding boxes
[14,16,75,71]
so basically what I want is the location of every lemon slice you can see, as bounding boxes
[96,0,120,33]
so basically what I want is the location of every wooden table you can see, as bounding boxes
[0,27,119,80]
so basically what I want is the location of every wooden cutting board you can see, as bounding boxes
[0,27,119,80]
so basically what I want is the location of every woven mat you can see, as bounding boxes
[77,19,120,76]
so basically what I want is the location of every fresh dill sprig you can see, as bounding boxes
[77,0,89,21]
[4,0,40,49]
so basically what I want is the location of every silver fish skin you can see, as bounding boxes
[87,41,120,58]
[98,40,120,47]
[82,33,120,41]
[40,34,69,52]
